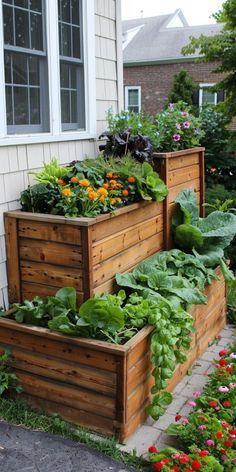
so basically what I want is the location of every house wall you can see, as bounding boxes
[123,61,226,114]
[0,0,122,309]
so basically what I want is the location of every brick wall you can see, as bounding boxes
[123,61,225,115]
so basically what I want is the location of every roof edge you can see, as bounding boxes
[124,57,200,66]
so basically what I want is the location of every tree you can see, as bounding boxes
[168,70,197,106]
[182,0,236,118]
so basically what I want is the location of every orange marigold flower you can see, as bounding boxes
[70,176,80,183]
[127,176,136,183]
[122,189,129,197]
[97,187,108,197]
[102,183,109,190]
[86,186,94,192]
[106,172,113,179]
[110,198,117,205]
[78,179,90,187]
[57,178,66,185]
[99,195,105,202]
[88,191,98,200]
[62,188,73,197]
[109,179,117,186]
[116,197,122,203]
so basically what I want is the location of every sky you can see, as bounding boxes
[121,0,224,25]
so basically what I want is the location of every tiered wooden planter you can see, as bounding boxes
[153,147,205,248]
[0,268,226,443]
[4,201,164,305]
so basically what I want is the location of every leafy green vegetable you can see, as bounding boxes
[29,159,71,184]
[79,298,124,331]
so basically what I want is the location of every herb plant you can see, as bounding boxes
[0,348,22,395]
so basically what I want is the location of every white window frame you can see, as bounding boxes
[124,86,141,113]
[199,83,217,108]
[0,0,96,146]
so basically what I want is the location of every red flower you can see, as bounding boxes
[220,448,226,454]
[191,460,202,470]
[179,454,190,463]
[209,400,218,408]
[222,400,231,408]
[222,422,229,429]
[229,429,236,435]
[153,462,164,470]
[149,446,158,453]
[162,459,169,464]
[226,366,233,372]
[183,470,192,472]
[198,450,209,457]
[175,414,182,422]
[216,431,224,439]
[219,349,227,357]
[224,439,233,447]
[219,359,227,366]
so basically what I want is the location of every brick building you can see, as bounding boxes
[123,10,225,115]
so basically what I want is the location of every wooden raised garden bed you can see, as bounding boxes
[0,267,226,443]
[4,201,163,305]
[153,147,205,248]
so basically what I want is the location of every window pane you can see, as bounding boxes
[29,0,42,12]
[30,88,40,124]
[3,5,13,45]
[29,56,39,85]
[61,0,71,23]
[15,0,28,8]
[72,26,80,58]
[3,1,13,4]
[61,24,71,56]
[70,65,76,88]
[128,105,139,113]
[13,53,27,84]
[128,90,139,106]
[15,8,30,48]
[60,62,69,87]
[4,53,12,83]
[14,87,29,124]
[5,86,13,125]
[30,12,43,50]
[71,90,77,122]
[202,89,216,105]
[61,89,70,123]
[71,0,80,25]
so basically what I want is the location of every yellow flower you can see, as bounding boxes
[79,179,90,187]
[97,187,108,197]
[110,198,116,205]
[88,191,98,200]
[62,188,73,197]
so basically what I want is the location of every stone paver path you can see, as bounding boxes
[121,324,236,456]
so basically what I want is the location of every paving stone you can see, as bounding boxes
[120,426,162,455]
[153,413,176,431]
[172,377,189,395]
[200,350,220,362]
[188,373,210,388]
[165,396,188,414]
[191,360,211,374]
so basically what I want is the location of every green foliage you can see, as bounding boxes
[30,159,72,184]
[154,102,204,152]
[0,348,22,395]
[168,70,197,106]
[20,183,62,213]
[172,189,236,266]
[182,0,236,118]
[148,445,223,471]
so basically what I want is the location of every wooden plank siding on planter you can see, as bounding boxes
[4,201,164,305]
[153,147,205,249]
[0,267,226,443]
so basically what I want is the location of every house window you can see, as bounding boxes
[58,0,85,130]
[0,0,95,143]
[3,0,49,133]
[199,84,224,107]
[125,86,141,113]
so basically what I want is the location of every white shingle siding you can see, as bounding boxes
[0,0,122,307]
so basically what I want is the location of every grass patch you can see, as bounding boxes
[0,396,149,471]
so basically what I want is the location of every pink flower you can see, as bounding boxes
[205,439,215,446]
[181,111,189,117]
[169,103,175,110]
[187,400,197,407]
[175,122,181,129]
[218,386,229,393]
[229,383,236,388]
[198,425,207,431]
[183,121,190,128]
[173,134,181,142]
[193,391,202,398]
[181,418,189,424]
[230,353,236,359]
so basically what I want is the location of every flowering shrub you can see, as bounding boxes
[166,347,236,471]
[148,445,223,470]
[154,102,204,152]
